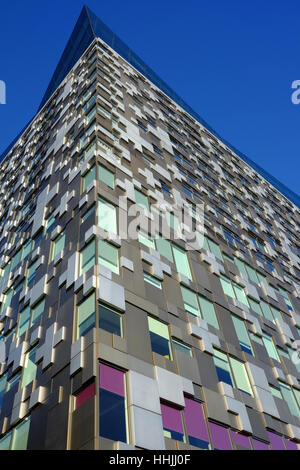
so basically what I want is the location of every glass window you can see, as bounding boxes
[0,376,6,409]
[172,339,192,357]
[80,240,95,275]
[81,205,95,224]
[231,315,253,355]
[22,347,37,388]
[98,240,119,274]
[209,422,232,450]
[99,364,127,443]
[98,198,117,234]
[11,418,30,450]
[262,333,280,362]
[17,307,31,337]
[213,348,233,387]
[99,303,122,336]
[77,293,95,338]
[198,296,219,329]
[184,397,210,449]
[279,383,300,417]
[51,233,65,261]
[232,282,249,307]
[143,272,162,289]
[98,164,114,189]
[248,298,262,316]
[31,299,45,326]
[45,213,56,234]
[134,189,149,211]
[138,231,155,249]
[161,403,185,441]
[181,286,200,317]
[75,381,95,409]
[156,236,173,263]
[220,275,235,299]
[148,317,172,360]
[27,260,38,287]
[229,357,252,395]
[0,431,12,450]
[82,166,96,192]
[172,245,192,280]
[260,300,275,323]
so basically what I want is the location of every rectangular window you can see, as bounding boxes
[156,237,173,263]
[77,293,95,338]
[99,364,127,443]
[51,233,65,261]
[231,315,253,355]
[82,166,96,192]
[209,422,232,450]
[148,317,172,360]
[27,260,38,287]
[31,299,45,326]
[198,296,219,329]
[98,240,119,274]
[0,432,12,450]
[172,245,192,280]
[22,347,37,388]
[161,403,185,441]
[172,339,192,357]
[143,272,162,289]
[75,381,95,409]
[98,164,114,189]
[134,189,149,211]
[181,286,200,317]
[213,349,233,387]
[220,275,235,298]
[17,307,31,337]
[232,282,249,307]
[98,198,117,234]
[248,298,262,316]
[229,357,252,395]
[278,287,294,312]
[262,334,280,362]
[184,398,210,449]
[260,300,275,323]
[11,418,30,450]
[0,376,6,409]
[81,206,95,224]
[279,383,300,418]
[80,240,95,275]
[138,231,155,249]
[99,303,122,336]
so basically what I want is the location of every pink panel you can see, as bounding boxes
[209,422,232,450]
[161,404,183,433]
[252,439,269,450]
[184,397,209,442]
[232,431,251,449]
[285,440,299,450]
[76,382,95,408]
[99,363,125,396]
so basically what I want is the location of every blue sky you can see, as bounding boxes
[0,0,299,196]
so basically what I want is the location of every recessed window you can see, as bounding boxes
[231,315,253,356]
[148,317,172,360]
[82,166,96,192]
[172,245,192,281]
[161,403,185,441]
[98,240,119,274]
[98,198,117,234]
[99,303,122,336]
[143,272,162,289]
[98,164,114,189]
[77,293,95,338]
[172,339,192,357]
[75,381,95,409]
[51,233,65,261]
[80,240,95,275]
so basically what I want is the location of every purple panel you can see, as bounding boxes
[285,440,299,450]
[76,382,95,408]
[161,404,183,433]
[252,439,269,450]
[209,422,232,450]
[267,431,285,450]
[232,431,252,449]
[99,364,125,396]
[184,398,209,441]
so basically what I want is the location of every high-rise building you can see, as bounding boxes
[0,6,299,450]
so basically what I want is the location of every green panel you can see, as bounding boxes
[256,272,267,286]
[248,298,262,316]
[0,431,12,450]
[202,236,210,252]
[83,165,96,192]
[246,265,259,285]
[135,189,149,211]
[172,245,192,280]
[270,385,282,399]
[262,334,280,362]
[11,249,22,271]
[98,198,117,234]
[98,240,119,274]
[232,282,249,307]
[78,293,95,337]
[199,296,219,329]
[81,240,96,274]
[143,272,162,289]
[249,332,264,345]
[156,237,173,262]
[22,348,37,388]
[148,317,170,340]
[279,383,300,417]
[22,240,32,260]
[231,315,253,355]
[220,275,235,299]
[11,418,30,450]
[271,307,282,322]
[31,299,45,325]
[229,357,252,395]
[260,300,274,322]
[17,307,31,337]
[181,286,200,317]
[138,231,155,249]
[234,258,248,278]
[52,233,65,260]
[0,288,13,315]
[27,260,38,286]
[208,239,223,260]
[98,164,115,189]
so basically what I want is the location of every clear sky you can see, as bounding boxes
[0,0,299,196]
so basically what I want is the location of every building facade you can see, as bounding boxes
[0,6,300,450]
